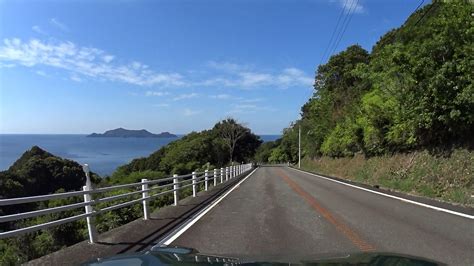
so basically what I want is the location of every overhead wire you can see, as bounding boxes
[329,0,359,58]
[319,0,349,66]
[312,1,353,101]
[413,0,425,13]
[413,0,438,27]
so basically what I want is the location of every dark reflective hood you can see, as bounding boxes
[82,246,444,266]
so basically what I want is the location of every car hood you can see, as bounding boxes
[82,246,444,266]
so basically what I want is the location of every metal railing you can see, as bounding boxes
[0,163,254,243]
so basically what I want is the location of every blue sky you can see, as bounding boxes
[0,0,426,134]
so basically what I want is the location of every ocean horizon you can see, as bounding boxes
[0,134,280,176]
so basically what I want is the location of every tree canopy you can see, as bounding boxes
[110,119,262,183]
[265,1,473,162]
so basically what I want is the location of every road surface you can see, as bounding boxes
[171,166,474,265]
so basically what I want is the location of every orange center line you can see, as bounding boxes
[277,169,376,252]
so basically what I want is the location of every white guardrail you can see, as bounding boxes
[0,163,254,243]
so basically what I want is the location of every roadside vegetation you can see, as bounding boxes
[256,2,473,204]
[301,149,473,206]
[0,119,261,264]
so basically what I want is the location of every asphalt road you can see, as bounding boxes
[171,166,474,265]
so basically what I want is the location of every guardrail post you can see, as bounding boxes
[225,167,229,181]
[204,169,209,191]
[220,168,224,183]
[141,179,150,220]
[173,174,179,206]
[192,171,197,197]
[82,164,97,244]
[213,169,217,186]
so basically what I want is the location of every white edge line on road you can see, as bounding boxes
[154,167,259,247]
[288,167,474,220]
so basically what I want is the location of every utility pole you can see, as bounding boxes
[298,125,301,169]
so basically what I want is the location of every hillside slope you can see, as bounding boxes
[257,1,474,205]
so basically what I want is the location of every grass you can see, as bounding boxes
[301,149,474,206]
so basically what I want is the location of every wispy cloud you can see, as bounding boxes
[102,55,115,63]
[146,91,170,96]
[50,18,69,32]
[154,103,170,107]
[200,63,313,89]
[70,74,82,82]
[0,62,15,68]
[239,98,263,103]
[35,70,47,77]
[227,103,276,114]
[0,38,313,90]
[334,0,365,14]
[209,94,232,100]
[207,61,250,72]
[0,38,186,87]
[183,108,201,116]
[32,25,47,35]
[173,93,199,101]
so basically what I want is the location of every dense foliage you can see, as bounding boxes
[0,146,100,200]
[111,119,261,184]
[267,1,473,161]
[0,146,100,265]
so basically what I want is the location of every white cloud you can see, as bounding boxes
[207,61,250,72]
[209,94,232,99]
[0,38,313,90]
[102,55,114,63]
[146,91,169,96]
[70,74,82,82]
[32,25,46,35]
[183,108,201,116]
[50,18,69,32]
[154,103,170,107]
[200,62,313,89]
[239,98,263,103]
[227,103,276,114]
[35,70,47,77]
[0,38,187,87]
[335,0,365,14]
[173,93,199,101]
[0,62,15,68]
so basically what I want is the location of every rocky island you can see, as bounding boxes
[87,128,177,138]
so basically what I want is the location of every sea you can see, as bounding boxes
[0,134,280,176]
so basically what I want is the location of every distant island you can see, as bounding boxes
[87,128,177,138]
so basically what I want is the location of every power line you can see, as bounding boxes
[311,0,358,103]
[319,0,349,66]
[329,0,359,58]
[413,0,425,13]
[413,1,438,27]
